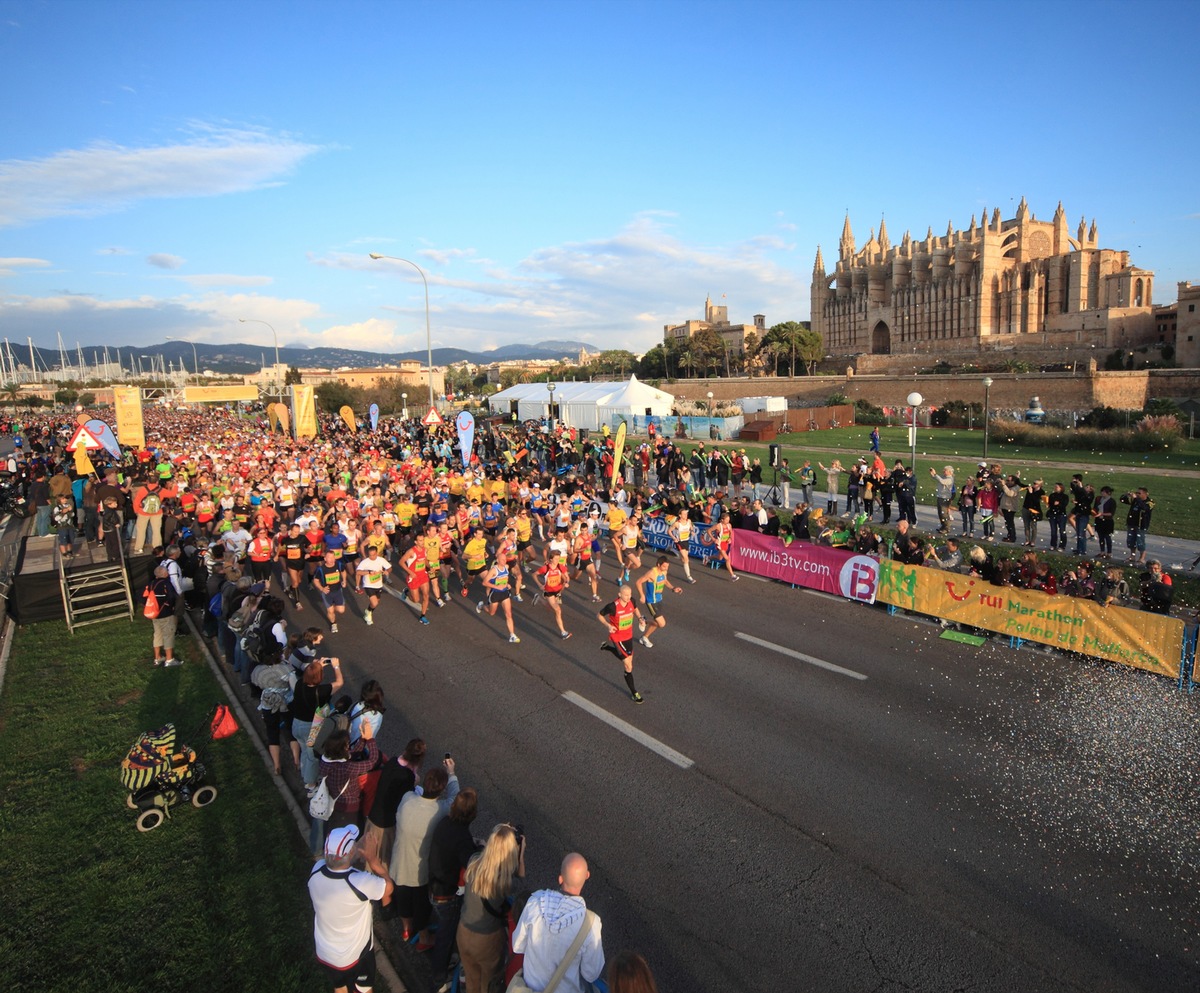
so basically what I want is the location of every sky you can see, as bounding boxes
[1,0,1198,362]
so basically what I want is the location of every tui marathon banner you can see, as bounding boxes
[265,403,280,433]
[456,410,475,467]
[369,403,379,432]
[85,419,122,460]
[874,559,1183,677]
[640,516,719,563]
[610,422,627,491]
[290,385,317,440]
[111,387,145,449]
[730,530,879,604]
[275,402,290,436]
[339,405,358,433]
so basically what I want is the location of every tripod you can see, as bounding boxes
[766,467,782,507]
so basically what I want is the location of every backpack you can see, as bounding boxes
[207,592,223,618]
[312,709,350,758]
[308,775,350,821]
[228,594,259,634]
[239,610,270,662]
[141,491,162,514]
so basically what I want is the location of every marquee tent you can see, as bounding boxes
[486,375,675,432]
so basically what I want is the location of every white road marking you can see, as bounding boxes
[734,632,868,681]
[562,691,695,770]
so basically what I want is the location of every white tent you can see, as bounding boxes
[487,375,675,432]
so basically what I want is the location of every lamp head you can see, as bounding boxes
[906,391,924,407]
[982,377,993,388]
[369,253,384,260]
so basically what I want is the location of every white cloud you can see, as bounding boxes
[0,125,323,228]
[0,257,51,277]
[97,246,134,256]
[147,253,185,269]
[173,273,273,288]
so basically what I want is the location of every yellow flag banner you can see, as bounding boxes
[276,402,290,436]
[73,446,95,477]
[112,386,145,449]
[610,421,627,491]
[291,385,318,440]
[875,559,1184,678]
[266,403,280,433]
[339,405,358,433]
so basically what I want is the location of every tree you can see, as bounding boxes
[2,382,21,406]
[78,392,96,407]
[314,381,357,413]
[54,388,79,405]
[796,329,823,376]
[637,344,670,380]
[765,321,810,377]
[595,349,637,378]
[284,366,303,386]
[689,328,725,378]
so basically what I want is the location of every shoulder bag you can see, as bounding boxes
[506,909,596,993]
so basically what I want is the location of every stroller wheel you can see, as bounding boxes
[191,785,217,808]
[136,808,165,832]
[126,793,138,810]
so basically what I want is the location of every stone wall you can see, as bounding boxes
[665,369,1200,412]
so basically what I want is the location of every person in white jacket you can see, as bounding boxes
[511,852,604,993]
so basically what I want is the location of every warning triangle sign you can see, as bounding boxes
[422,406,444,426]
[66,425,103,451]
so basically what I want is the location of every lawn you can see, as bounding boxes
[642,425,1200,541]
[0,618,327,993]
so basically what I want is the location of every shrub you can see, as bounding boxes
[1136,414,1181,435]
[853,399,886,425]
[992,417,1183,453]
[826,392,849,406]
[1078,406,1124,430]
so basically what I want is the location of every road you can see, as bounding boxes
[309,556,1200,993]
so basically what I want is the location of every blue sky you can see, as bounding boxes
[1,0,1197,360]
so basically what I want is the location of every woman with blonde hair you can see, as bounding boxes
[456,823,526,993]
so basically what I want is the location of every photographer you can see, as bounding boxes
[1139,560,1173,614]
[1121,487,1154,566]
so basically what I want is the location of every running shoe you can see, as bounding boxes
[164,658,183,667]
[639,636,654,648]
[561,630,573,640]
[364,610,373,626]
[508,633,521,644]
[590,594,601,602]
[435,597,445,607]
[687,577,697,584]
[476,601,484,613]
[460,588,469,597]
[330,623,339,633]
[419,615,430,625]
[532,592,543,604]
[514,594,524,603]
[731,575,740,582]
[631,691,644,704]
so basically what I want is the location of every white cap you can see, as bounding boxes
[325,824,359,858]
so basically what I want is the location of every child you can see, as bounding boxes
[52,495,76,559]
[98,495,123,563]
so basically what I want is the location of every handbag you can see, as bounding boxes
[143,585,160,619]
[308,774,350,821]
[306,701,332,748]
[506,909,596,993]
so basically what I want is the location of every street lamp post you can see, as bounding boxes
[238,318,280,387]
[165,337,198,380]
[401,392,408,420]
[368,253,434,411]
[982,377,993,460]
[907,391,924,474]
[547,382,556,429]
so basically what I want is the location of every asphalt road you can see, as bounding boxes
[299,555,1199,993]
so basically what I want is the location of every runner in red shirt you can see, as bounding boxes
[596,584,647,703]
[533,548,572,640]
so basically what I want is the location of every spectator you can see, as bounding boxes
[390,761,460,946]
[1060,561,1096,599]
[362,738,425,878]
[966,545,997,583]
[854,525,879,555]
[609,951,658,993]
[999,475,1021,543]
[511,852,604,993]
[1021,479,1046,547]
[956,476,976,537]
[1139,560,1173,614]
[318,721,379,838]
[977,477,998,542]
[428,788,482,990]
[929,465,954,534]
[28,469,51,537]
[349,679,386,742]
[131,476,167,554]
[1094,566,1126,607]
[890,520,924,565]
[307,825,392,993]
[925,536,962,572]
[457,822,526,993]
[1121,487,1154,566]
[147,563,180,667]
[1093,485,1117,559]
[291,657,344,795]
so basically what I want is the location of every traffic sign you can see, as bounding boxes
[422,406,443,426]
[65,425,103,451]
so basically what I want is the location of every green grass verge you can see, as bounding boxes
[651,425,1200,541]
[0,618,326,993]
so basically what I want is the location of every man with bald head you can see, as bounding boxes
[511,852,604,993]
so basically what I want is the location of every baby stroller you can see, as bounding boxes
[120,704,236,832]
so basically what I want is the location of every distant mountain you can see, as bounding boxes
[16,340,601,377]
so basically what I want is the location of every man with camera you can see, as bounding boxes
[1121,487,1154,566]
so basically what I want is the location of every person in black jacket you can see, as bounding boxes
[427,788,482,988]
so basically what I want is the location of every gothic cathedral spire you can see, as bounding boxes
[839,214,855,261]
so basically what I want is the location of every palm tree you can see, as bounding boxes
[2,382,21,407]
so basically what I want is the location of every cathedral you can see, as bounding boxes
[810,199,1156,357]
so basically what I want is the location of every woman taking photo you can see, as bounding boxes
[290,656,343,795]
[456,823,525,993]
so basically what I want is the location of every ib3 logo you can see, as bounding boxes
[838,556,879,603]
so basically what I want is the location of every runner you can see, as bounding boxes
[713,514,738,581]
[354,544,391,626]
[612,515,643,585]
[477,555,520,644]
[422,523,447,608]
[635,556,682,649]
[399,531,433,625]
[461,526,490,601]
[668,508,698,584]
[277,521,308,609]
[312,550,347,634]
[597,585,647,703]
[571,520,601,602]
[532,548,573,640]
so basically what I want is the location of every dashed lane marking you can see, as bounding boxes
[562,690,695,770]
[734,632,869,681]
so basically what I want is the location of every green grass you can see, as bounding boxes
[0,619,326,993]
[653,425,1200,541]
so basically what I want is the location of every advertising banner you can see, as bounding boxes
[456,410,475,467]
[291,385,318,440]
[610,422,626,491]
[112,387,145,449]
[731,531,879,604]
[339,405,358,433]
[874,559,1183,678]
[369,402,379,432]
[276,402,290,436]
[640,517,719,563]
[266,404,280,433]
[84,419,122,460]
[181,385,258,403]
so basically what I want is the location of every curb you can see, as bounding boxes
[182,610,407,993]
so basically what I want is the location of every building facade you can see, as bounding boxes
[811,199,1156,358]
[664,296,765,357]
[1169,282,1200,368]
